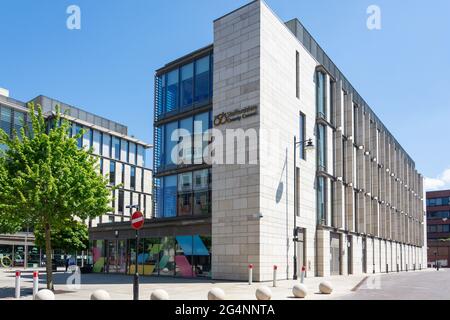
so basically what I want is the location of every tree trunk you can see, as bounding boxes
[44,223,54,290]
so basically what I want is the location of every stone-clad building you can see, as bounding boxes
[91,0,427,280]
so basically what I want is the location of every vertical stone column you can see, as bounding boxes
[344,94,355,232]
[212,0,262,281]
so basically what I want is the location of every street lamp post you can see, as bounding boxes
[293,136,314,280]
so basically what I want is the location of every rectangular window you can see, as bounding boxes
[164,121,178,167]
[89,128,94,148]
[163,175,177,217]
[316,71,326,118]
[121,163,125,184]
[135,143,138,165]
[317,124,326,170]
[75,124,83,148]
[193,169,211,216]
[193,112,209,164]
[103,134,110,158]
[100,132,104,156]
[194,55,210,105]
[317,176,327,225]
[13,110,24,139]
[0,107,12,136]
[113,137,121,160]
[110,161,116,185]
[178,172,193,216]
[130,166,136,190]
[299,112,306,160]
[126,140,130,163]
[118,190,124,214]
[166,69,179,113]
[296,51,300,99]
[179,117,193,165]
[181,63,194,109]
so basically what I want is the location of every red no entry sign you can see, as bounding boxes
[131,211,144,230]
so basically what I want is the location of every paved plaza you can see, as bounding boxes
[0,268,443,300]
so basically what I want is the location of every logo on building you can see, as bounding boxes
[213,105,258,126]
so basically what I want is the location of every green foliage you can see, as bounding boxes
[0,103,112,288]
[34,219,89,253]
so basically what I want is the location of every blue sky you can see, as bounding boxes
[1,0,449,190]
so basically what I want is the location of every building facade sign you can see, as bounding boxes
[213,105,258,126]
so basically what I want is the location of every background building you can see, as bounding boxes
[426,190,450,268]
[90,0,427,280]
[0,90,152,268]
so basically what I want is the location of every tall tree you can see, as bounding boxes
[0,103,112,289]
[34,219,89,254]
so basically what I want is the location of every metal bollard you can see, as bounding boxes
[397,264,399,272]
[386,264,389,273]
[133,273,139,300]
[248,264,253,285]
[15,270,21,299]
[406,264,408,272]
[32,271,39,299]
[300,266,305,284]
[273,265,277,287]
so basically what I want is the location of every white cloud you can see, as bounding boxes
[424,168,450,191]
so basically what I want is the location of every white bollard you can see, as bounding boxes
[272,265,277,287]
[32,271,39,299]
[207,288,226,300]
[255,286,272,300]
[248,264,253,285]
[150,289,169,300]
[91,289,111,300]
[300,266,305,284]
[292,284,308,298]
[319,281,333,294]
[35,289,55,300]
[15,270,21,299]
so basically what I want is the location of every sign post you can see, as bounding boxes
[131,210,144,301]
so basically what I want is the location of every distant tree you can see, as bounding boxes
[34,219,89,254]
[0,103,112,289]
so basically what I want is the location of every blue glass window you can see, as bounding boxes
[0,107,11,136]
[166,69,179,113]
[317,176,326,224]
[317,124,326,170]
[316,71,326,118]
[75,124,83,148]
[113,137,121,160]
[299,113,306,160]
[109,161,116,185]
[193,112,209,164]
[181,63,194,109]
[13,111,24,139]
[164,121,178,167]
[163,175,177,217]
[179,117,193,165]
[194,56,210,104]
[130,166,136,190]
